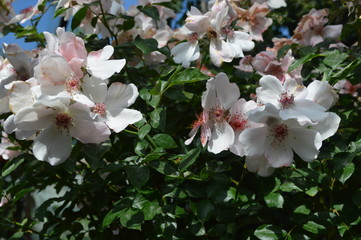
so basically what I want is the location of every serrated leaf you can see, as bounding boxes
[264,192,284,208]
[254,224,286,240]
[71,7,88,30]
[2,158,25,177]
[134,35,158,54]
[153,133,178,149]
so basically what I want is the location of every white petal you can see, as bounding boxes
[81,75,107,103]
[105,83,139,110]
[87,59,126,80]
[282,99,328,123]
[306,80,338,110]
[288,128,322,162]
[71,119,110,144]
[8,81,33,113]
[246,156,275,177]
[214,72,240,109]
[208,122,234,154]
[14,107,55,131]
[209,39,234,67]
[268,0,287,9]
[33,126,72,166]
[238,125,269,158]
[309,112,340,140]
[265,142,294,168]
[256,75,283,105]
[106,108,143,133]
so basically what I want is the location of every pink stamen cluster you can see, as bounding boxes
[54,113,73,131]
[92,103,107,116]
[279,92,294,109]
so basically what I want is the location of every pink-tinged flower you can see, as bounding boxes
[228,98,260,157]
[7,0,43,24]
[306,80,338,110]
[256,75,328,123]
[86,45,126,80]
[234,55,254,72]
[235,3,273,42]
[293,8,343,46]
[252,50,302,83]
[185,6,211,36]
[82,76,143,133]
[14,101,110,165]
[334,80,361,97]
[251,0,286,9]
[186,72,240,154]
[171,34,200,68]
[239,103,322,168]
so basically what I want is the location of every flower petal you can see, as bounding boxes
[33,126,72,166]
[105,83,139,110]
[106,108,142,133]
[288,128,322,162]
[208,122,234,154]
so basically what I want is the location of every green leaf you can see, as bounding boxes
[2,158,25,177]
[53,7,68,19]
[13,188,34,203]
[303,221,326,234]
[196,200,215,221]
[138,5,160,21]
[323,50,348,69]
[280,181,302,192]
[142,200,161,220]
[335,162,355,184]
[138,124,151,140]
[170,68,209,87]
[153,133,178,149]
[126,165,150,187]
[134,35,158,54]
[294,205,311,215]
[10,232,24,239]
[254,225,286,240]
[288,54,318,72]
[150,108,161,128]
[305,186,318,197]
[119,208,144,230]
[71,7,88,30]
[178,148,201,171]
[264,192,284,208]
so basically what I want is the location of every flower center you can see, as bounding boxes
[207,28,218,39]
[92,103,106,116]
[66,76,81,92]
[222,26,234,38]
[189,33,198,43]
[208,105,228,124]
[279,92,294,108]
[229,114,247,131]
[54,113,73,131]
[272,123,288,142]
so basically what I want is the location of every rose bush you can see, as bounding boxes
[0,0,361,239]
